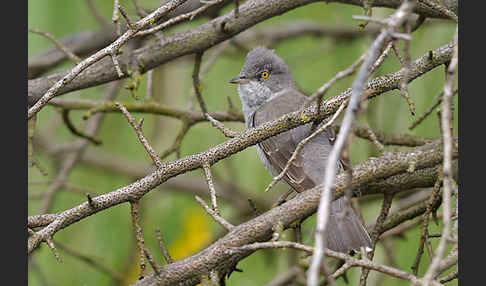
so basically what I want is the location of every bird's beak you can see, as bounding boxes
[229,76,249,85]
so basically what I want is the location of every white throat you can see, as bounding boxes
[237,81,282,128]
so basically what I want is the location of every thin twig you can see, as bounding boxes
[192,52,207,114]
[46,237,62,263]
[202,161,220,214]
[136,0,226,36]
[369,42,393,73]
[338,123,435,146]
[116,102,164,168]
[110,52,124,77]
[118,5,135,29]
[392,22,416,116]
[421,28,458,284]
[363,125,385,153]
[309,52,366,108]
[205,113,239,138]
[308,2,416,285]
[159,121,192,160]
[359,193,394,286]
[143,248,161,276]
[28,0,190,119]
[38,81,123,214]
[155,228,173,264]
[264,102,346,193]
[195,195,233,231]
[61,109,102,145]
[409,88,458,130]
[411,169,442,275]
[112,0,121,36]
[230,241,437,285]
[439,269,457,284]
[130,200,146,280]
[56,241,124,282]
[29,28,81,63]
[28,114,49,176]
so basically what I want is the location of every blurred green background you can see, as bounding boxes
[28,1,457,285]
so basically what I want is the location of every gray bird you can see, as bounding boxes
[229,47,372,253]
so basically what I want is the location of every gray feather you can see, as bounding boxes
[234,46,372,253]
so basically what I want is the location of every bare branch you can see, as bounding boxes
[143,248,161,276]
[308,2,416,284]
[118,4,136,29]
[421,27,458,284]
[359,193,394,285]
[230,241,440,285]
[409,88,458,130]
[112,0,121,35]
[27,0,190,119]
[28,39,457,255]
[155,228,173,264]
[420,0,458,22]
[192,52,208,114]
[29,28,82,64]
[130,200,147,279]
[116,102,164,168]
[39,80,122,214]
[202,162,220,214]
[136,0,227,36]
[56,241,124,282]
[61,109,102,145]
[27,0,455,107]
[49,98,244,123]
[46,236,62,263]
[195,195,234,231]
[205,113,240,138]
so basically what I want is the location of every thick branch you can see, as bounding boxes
[28,41,455,253]
[131,141,455,286]
[27,0,456,107]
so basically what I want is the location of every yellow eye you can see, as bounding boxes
[260,71,269,79]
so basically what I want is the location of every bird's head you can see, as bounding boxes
[230,47,296,102]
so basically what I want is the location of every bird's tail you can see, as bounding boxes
[325,196,372,253]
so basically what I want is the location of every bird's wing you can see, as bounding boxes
[252,89,326,192]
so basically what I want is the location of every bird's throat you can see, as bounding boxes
[237,81,275,127]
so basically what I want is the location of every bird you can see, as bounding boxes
[229,46,372,253]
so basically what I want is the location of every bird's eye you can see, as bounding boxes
[260,71,269,79]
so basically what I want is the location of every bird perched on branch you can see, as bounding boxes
[230,46,371,253]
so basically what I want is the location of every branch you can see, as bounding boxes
[421,27,458,284]
[229,241,439,285]
[28,28,116,79]
[155,228,174,264]
[27,0,190,118]
[38,80,123,214]
[31,138,453,286]
[116,102,164,168]
[309,2,416,284]
[195,195,234,231]
[27,0,456,107]
[28,28,81,64]
[49,98,244,123]
[28,39,455,253]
